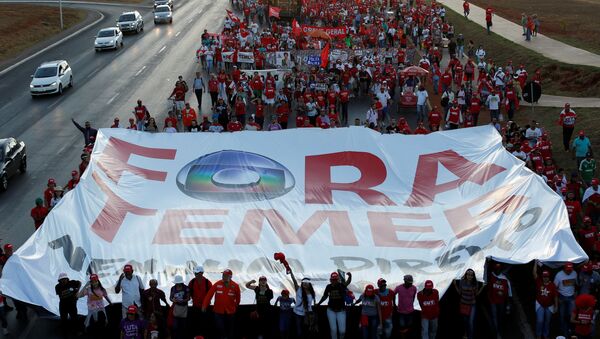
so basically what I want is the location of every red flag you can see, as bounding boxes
[269,6,281,18]
[226,9,241,23]
[292,19,302,37]
[320,43,330,68]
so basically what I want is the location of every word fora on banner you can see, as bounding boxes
[83,136,536,249]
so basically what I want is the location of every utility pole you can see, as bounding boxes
[59,0,64,30]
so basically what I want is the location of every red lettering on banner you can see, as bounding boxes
[368,212,445,248]
[97,137,177,184]
[444,185,528,238]
[305,152,396,206]
[90,172,157,242]
[405,150,506,207]
[153,209,228,244]
[235,210,358,245]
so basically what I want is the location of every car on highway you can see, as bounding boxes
[0,137,26,192]
[154,5,173,24]
[94,27,123,51]
[154,0,173,9]
[29,60,73,97]
[117,11,144,34]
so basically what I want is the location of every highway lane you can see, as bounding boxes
[0,0,228,249]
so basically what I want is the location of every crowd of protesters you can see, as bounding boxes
[0,0,597,338]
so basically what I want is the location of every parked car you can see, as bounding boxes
[30,60,73,97]
[154,0,173,9]
[0,137,27,192]
[154,5,173,24]
[117,11,144,34]
[94,27,123,51]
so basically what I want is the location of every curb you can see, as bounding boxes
[0,10,104,77]
[0,0,152,7]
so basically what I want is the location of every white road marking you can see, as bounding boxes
[107,93,119,104]
[48,98,64,109]
[187,18,193,24]
[175,31,181,37]
[86,67,100,79]
[135,65,147,76]
[158,45,167,54]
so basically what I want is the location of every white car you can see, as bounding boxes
[94,27,123,51]
[30,60,73,97]
[154,5,173,24]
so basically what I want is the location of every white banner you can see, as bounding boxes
[237,51,255,64]
[0,126,586,315]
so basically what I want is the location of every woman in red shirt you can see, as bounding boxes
[532,263,558,339]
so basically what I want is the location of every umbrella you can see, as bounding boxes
[306,29,332,40]
[401,66,429,76]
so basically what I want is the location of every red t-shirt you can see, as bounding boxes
[488,274,510,304]
[417,289,440,319]
[579,226,597,252]
[264,87,276,100]
[565,200,582,226]
[227,121,242,132]
[375,289,395,320]
[429,111,442,126]
[535,278,557,308]
[31,206,49,229]
[339,90,350,103]
[573,307,594,335]
[255,104,265,117]
[235,101,246,116]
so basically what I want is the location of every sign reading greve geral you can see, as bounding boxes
[301,25,348,39]
[0,127,586,315]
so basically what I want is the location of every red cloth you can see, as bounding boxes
[202,280,241,314]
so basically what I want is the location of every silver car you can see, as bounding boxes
[117,11,144,34]
[154,5,173,24]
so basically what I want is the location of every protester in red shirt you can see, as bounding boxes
[181,103,198,130]
[417,280,440,339]
[234,97,247,125]
[559,103,577,151]
[66,170,79,191]
[487,263,512,337]
[227,116,243,132]
[414,122,429,135]
[188,265,212,338]
[44,178,56,208]
[571,294,596,338]
[428,106,442,131]
[202,269,240,339]
[30,197,49,230]
[579,216,597,254]
[275,100,290,129]
[565,191,584,227]
[532,263,558,339]
[485,6,493,34]
[375,278,394,338]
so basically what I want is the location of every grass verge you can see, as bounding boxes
[444,7,600,98]
[467,0,600,56]
[0,4,87,63]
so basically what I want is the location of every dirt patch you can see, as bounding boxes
[444,8,600,97]
[0,4,87,63]
[468,0,600,55]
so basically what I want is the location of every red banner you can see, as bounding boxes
[301,25,348,39]
[269,6,281,18]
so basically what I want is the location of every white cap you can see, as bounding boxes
[173,275,184,284]
[193,265,204,273]
[58,273,68,281]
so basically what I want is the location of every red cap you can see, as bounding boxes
[579,130,585,136]
[222,269,233,276]
[48,178,56,185]
[424,280,434,289]
[592,178,599,186]
[281,289,289,295]
[330,272,339,280]
[123,264,133,272]
[71,170,78,176]
[542,271,550,277]
[3,244,13,251]
[565,103,570,107]
[127,305,138,314]
[565,262,574,270]
[364,284,375,296]
[584,216,592,224]
[90,274,99,281]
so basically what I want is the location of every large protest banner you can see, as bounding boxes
[0,126,586,314]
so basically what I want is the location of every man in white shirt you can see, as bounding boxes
[511,144,527,161]
[415,86,429,123]
[375,87,392,123]
[553,263,577,337]
[366,102,378,127]
[485,90,501,121]
[115,264,145,318]
[525,121,542,147]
